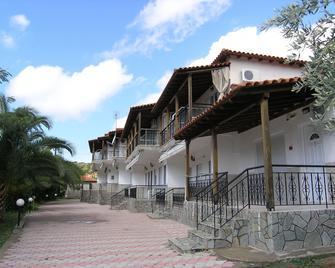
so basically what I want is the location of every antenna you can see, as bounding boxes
[113,111,119,130]
[112,111,119,146]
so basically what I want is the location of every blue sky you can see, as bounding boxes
[0,0,296,162]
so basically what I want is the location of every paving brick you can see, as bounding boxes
[0,200,234,267]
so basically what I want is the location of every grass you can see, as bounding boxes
[264,255,333,268]
[0,211,18,249]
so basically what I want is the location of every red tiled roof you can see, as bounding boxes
[212,49,306,66]
[121,103,156,139]
[81,174,97,183]
[174,77,302,138]
[152,62,230,114]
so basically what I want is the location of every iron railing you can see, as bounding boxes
[110,187,130,208]
[127,129,159,156]
[189,172,228,199]
[161,104,212,145]
[196,164,335,236]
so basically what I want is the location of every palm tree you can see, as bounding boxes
[0,98,81,217]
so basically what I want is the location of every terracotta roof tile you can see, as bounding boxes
[174,77,302,138]
[212,49,306,66]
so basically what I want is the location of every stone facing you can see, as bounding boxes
[244,208,335,253]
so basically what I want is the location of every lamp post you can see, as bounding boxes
[28,197,33,212]
[16,198,25,227]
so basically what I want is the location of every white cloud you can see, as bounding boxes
[6,59,133,121]
[136,71,172,105]
[189,26,311,66]
[0,32,15,48]
[104,0,231,57]
[10,14,30,31]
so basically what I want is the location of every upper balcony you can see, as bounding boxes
[161,103,212,145]
[127,128,159,157]
[92,144,127,162]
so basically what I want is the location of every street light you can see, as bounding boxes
[54,193,58,197]
[16,198,25,227]
[28,197,33,203]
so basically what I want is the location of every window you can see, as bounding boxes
[310,133,320,141]
[163,165,167,185]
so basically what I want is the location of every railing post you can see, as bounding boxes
[247,170,251,209]
[211,129,219,204]
[323,167,328,208]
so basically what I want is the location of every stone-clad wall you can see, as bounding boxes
[243,208,335,253]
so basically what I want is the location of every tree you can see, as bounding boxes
[0,68,81,214]
[262,0,335,130]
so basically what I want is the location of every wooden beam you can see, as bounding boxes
[260,93,275,211]
[185,140,191,201]
[138,112,142,145]
[188,74,192,121]
[211,129,218,201]
[175,95,179,131]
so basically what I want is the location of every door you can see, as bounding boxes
[303,125,325,165]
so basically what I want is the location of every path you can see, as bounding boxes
[0,200,234,267]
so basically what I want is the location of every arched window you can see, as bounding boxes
[310,133,320,141]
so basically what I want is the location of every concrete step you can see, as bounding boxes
[111,200,128,210]
[188,229,232,249]
[146,212,167,219]
[168,237,204,253]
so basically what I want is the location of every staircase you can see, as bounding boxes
[169,164,335,253]
[110,188,129,210]
[169,168,255,253]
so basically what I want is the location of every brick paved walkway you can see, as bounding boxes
[0,200,234,267]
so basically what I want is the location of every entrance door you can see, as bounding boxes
[303,125,325,165]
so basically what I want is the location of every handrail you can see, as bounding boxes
[110,187,130,208]
[196,164,335,236]
[195,172,228,199]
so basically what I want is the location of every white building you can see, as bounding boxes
[87,49,335,253]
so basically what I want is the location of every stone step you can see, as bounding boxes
[188,229,232,249]
[168,237,204,253]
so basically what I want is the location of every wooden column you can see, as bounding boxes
[92,142,95,161]
[138,112,141,145]
[185,140,191,201]
[174,96,179,131]
[188,74,192,121]
[211,129,219,199]
[260,93,275,211]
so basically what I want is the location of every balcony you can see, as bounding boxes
[161,103,212,145]
[106,146,127,159]
[92,145,126,162]
[127,128,159,157]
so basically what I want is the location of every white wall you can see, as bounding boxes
[166,155,185,187]
[230,58,302,84]
[119,164,130,185]
[107,168,119,184]
[130,166,145,185]
[217,105,335,176]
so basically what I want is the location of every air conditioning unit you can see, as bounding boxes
[241,69,258,81]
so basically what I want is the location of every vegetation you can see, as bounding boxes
[0,211,17,249]
[0,67,82,216]
[262,0,335,130]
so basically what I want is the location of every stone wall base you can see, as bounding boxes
[243,208,335,253]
